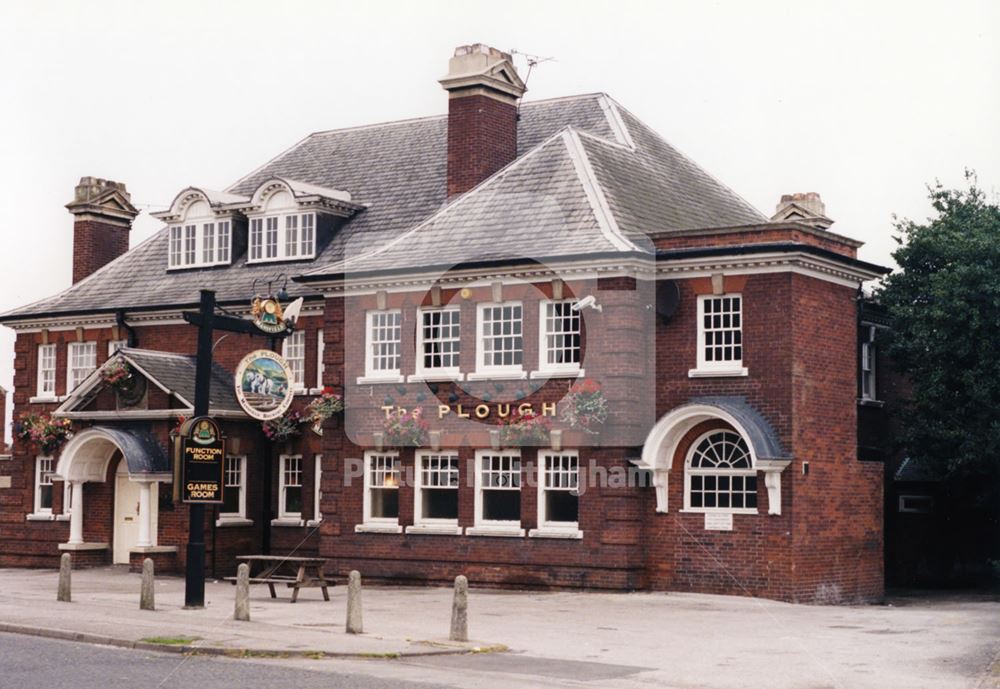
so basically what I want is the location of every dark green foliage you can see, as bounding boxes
[878,173,1000,506]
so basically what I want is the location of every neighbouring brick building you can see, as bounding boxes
[0,44,888,602]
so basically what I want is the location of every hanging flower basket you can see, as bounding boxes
[262,409,303,443]
[559,379,609,434]
[497,408,552,447]
[14,413,73,455]
[304,387,344,436]
[382,408,429,447]
[101,359,135,390]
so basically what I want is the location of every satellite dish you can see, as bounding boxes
[655,280,680,322]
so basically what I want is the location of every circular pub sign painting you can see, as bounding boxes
[234,349,295,421]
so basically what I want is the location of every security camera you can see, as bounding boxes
[572,295,603,313]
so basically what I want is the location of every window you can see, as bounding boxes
[365,310,402,378]
[414,452,459,526]
[67,342,96,391]
[184,224,196,264]
[363,452,400,526]
[36,344,56,397]
[478,303,523,372]
[417,307,461,374]
[474,451,522,528]
[108,340,127,356]
[312,455,323,523]
[168,220,232,269]
[539,301,581,373]
[34,456,54,514]
[282,330,306,390]
[220,455,246,520]
[537,452,580,529]
[279,454,303,519]
[861,325,877,401]
[899,495,933,514]
[684,430,757,512]
[250,218,263,260]
[316,329,325,388]
[695,295,744,373]
[248,212,317,263]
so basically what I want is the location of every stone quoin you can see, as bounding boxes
[0,43,889,603]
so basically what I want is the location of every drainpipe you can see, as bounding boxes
[116,310,138,347]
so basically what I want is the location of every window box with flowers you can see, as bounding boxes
[382,408,429,447]
[304,387,343,435]
[497,408,552,447]
[15,413,74,455]
[559,379,609,435]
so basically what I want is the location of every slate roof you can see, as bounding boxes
[2,93,766,320]
[122,348,242,413]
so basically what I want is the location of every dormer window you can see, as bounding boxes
[165,199,234,270]
[247,189,317,263]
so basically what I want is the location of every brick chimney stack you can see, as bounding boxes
[440,44,527,199]
[66,176,139,283]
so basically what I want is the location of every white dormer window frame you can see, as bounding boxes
[247,211,317,264]
[167,218,233,270]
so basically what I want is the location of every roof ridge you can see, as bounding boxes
[562,129,643,253]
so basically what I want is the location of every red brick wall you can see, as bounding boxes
[447,94,518,198]
[73,220,130,284]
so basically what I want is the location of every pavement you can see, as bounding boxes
[0,567,999,689]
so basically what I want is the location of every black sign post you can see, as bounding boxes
[181,289,294,609]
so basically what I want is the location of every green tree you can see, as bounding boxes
[879,174,1000,508]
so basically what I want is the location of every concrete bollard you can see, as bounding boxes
[140,558,155,611]
[345,570,363,634]
[234,563,250,622]
[450,575,468,642]
[57,553,72,603]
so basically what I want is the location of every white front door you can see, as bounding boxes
[113,459,141,564]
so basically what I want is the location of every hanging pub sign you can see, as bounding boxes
[251,295,287,334]
[235,349,296,420]
[180,416,225,504]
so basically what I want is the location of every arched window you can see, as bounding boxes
[685,430,757,512]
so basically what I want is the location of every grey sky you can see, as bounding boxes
[2,0,998,439]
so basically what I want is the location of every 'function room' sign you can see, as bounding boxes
[180,416,225,504]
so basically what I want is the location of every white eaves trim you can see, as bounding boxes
[598,94,636,151]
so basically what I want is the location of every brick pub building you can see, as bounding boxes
[0,45,888,603]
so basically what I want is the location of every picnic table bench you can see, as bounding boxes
[224,555,333,603]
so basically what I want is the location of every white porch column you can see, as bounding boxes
[68,481,85,545]
[149,482,159,547]
[137,481,152,548]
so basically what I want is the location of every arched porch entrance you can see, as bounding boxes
[54,426,172,563]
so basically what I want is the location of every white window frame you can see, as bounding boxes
[537,300,582,376]
[472,302,525,380]
[218,455,248,522]
[107,340,127,357]
[690,294,747,377]
[66,342,96,392]
[358,451,402,533]
[34,456,55,516]
[361,310,403,382]
[36,344,56,398]
[414,306,462,378]
[861,325,878,401]
[282,330,306,391]
[530,451,583,539]
[315,329,325,389]
[247,212,318,264]
[682,430,758,515]
[278,454,303,522]
[167,220,232,269]
[308,455,323,525]
[408,450,462,535]
[468,450,524,536]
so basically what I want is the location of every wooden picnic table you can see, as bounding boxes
[225,555,333,603]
